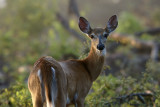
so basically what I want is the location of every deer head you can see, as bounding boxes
[79,15,118,55]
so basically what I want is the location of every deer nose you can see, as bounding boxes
[97,44,105,50]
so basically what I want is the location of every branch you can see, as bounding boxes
[55,13,86,42]
[110,33,159,61]
[110,33,155,48]
[55,0,85,42]
[68,0,80,17]
[105,92,155,106]
[135,27,160,36]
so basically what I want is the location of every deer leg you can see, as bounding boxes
[29,75,44,107]
[31,91,43,107]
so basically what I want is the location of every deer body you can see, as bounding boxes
[28,15,118,107]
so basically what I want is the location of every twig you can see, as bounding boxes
[104,92,155,106]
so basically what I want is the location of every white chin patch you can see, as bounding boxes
[96,49,106,56]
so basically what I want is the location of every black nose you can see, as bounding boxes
[97,44,105,50]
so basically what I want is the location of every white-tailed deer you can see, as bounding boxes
[28,15,118,107]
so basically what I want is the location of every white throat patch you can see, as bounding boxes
[96,48,106,56]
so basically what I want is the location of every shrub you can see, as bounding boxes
[0,82,32,107]
[85,72,160,107]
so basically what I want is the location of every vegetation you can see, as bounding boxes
[0,83,32,107]
[0,0,81,83]
[0,0,160,107]
[85,71,160,106]
[1,71,160,107]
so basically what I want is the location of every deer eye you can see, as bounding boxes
[90,35,94,39]
[104,34,109,38]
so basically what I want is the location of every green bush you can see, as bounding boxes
[0,83,32,107]
[85,72,160,107]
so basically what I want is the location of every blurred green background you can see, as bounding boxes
[0,0,160,106]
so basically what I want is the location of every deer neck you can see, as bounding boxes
[83,45,106,81]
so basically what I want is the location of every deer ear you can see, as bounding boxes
[106,15,118,33]
[79,17,92,34]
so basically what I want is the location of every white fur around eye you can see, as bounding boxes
[89,33,96,39]
[90,34,94,39]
